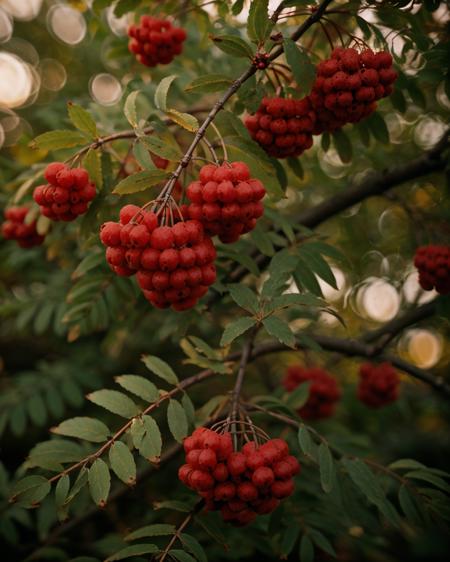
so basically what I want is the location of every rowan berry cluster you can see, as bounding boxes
[128,15,187,67]
[100,205,216,311]
[244,97,315,158]
[283,366,341,420]
[33,163,96,222]
[1,206,44,248]
[414,245,450,295]
[309,47,398,134]
[357,362,400,408]
[178,428,300,526]
[185,161,266,243]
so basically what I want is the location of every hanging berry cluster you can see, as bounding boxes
[33,163,96,222]
[309,47,398,134]
[245,47,397,157]
[1,207,44,248]
[184,161,266,243]
[283,365,341,420]
[128,16,187,67]
[414,245,450,295]
[100,204,217,311]
[357,362,400,408]
[178,427,300,526]
[244,97,315,159]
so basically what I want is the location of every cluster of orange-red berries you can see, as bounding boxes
[414,245,450,295]
[179,428,300,526]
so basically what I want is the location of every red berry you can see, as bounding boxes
[151,226,174,250]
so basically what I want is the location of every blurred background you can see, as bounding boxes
[0,1,449,561]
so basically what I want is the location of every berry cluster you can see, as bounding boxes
[33,163,96,222]
[414,245,450,295]
[1,206,44,248]
[244,97,315,158]
[100,205,216,311]
[178,428,300,526]
[185,161,265,243]
[128,16,186,67]
[358,362,400,408]
[283,366,341,420]
[309,47,398,134]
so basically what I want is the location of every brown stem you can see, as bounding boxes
[158,502,203,562]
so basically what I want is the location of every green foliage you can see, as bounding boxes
[1,1,449,561]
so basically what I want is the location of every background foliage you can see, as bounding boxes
[0,1,449,561]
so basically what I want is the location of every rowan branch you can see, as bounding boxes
[227,129,449,283]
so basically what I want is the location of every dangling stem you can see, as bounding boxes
[200,137,220,164]
[209,121,228,162]
[230,327,258,450]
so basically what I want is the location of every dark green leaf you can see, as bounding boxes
[248,0,273,44]
[167,399,189,443]
[67,102,98,138]
[87,390,140,418]
[155,75,177,111]
[88,458,110,506]
[112,170,170,195]
[283,38,316,95]
[332,129,352,163]
[262,316,296,349]
[51,417,110,443]
[318,443,334,493]
[109,441,136,485]
[212,35,254,58]
[227,284,259,314]
[366,112,390,144]
[126,524,176,541]
[115,375,159,403]
[142,355,179,385]
[220,316,257,346]
[10,476,51,508]
[185,74,233,93]
[299,535,314,562]
[286,382,310,410]
[106,544,159,561]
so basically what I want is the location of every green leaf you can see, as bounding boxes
[83,148,102,189]
[366,111,390,144]
[10,476,51,508]
[115,375,159,403]
[88,458,110,507]
[318,443,334,493]
[309,530,336,557]
[155,75,177,111]
[299,535,314,562]
[87,390,140,418]
[185,74,233,93]
[170,551,197,562]
[180,533,208,562]
[299,247,338,289]
[142,355,179,385]
[55,474,70,509]
[286,382,310,410]
[31,130,87,150]
[106,544,159,561]
[51,417,110,443]
[332,129,352,163]
[167,399,189,443]
[342,458,385,506]
[124,90,140,128]
[220,316,257,346]
[212,35,255,58]
[280,523,300,557]
[166,109,199,132]
[109,441,136,485]
[287,156,304,179]
[398,485,422,526]
[112,170,170,195]
[67,102,98,139]
[262,316,296,349]
[113,0,136,17]
[27,393,48,426]
[248,0,273,44]
[293,258,324,297]
[298,426,316,458]
[131,416,162,461]
[227,284,259,314]
[65,467,88,505]
[405,470,450,493]
[283,38,316,95]
[27,440,84,471]
[139,135,181,161]
[125,524,176,541]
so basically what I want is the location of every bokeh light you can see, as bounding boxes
[402,271,437,304]
[106,4,129,36]
[401,329,443,369]
[47,4,87,45]
[0,51,38,108]
[414,116,447,149]
[354,277,400,322]
[318,266,347,302]
[89,73,122,106]
[1,0,42,21]
[0,7,13,42]
[38,58,67,91]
